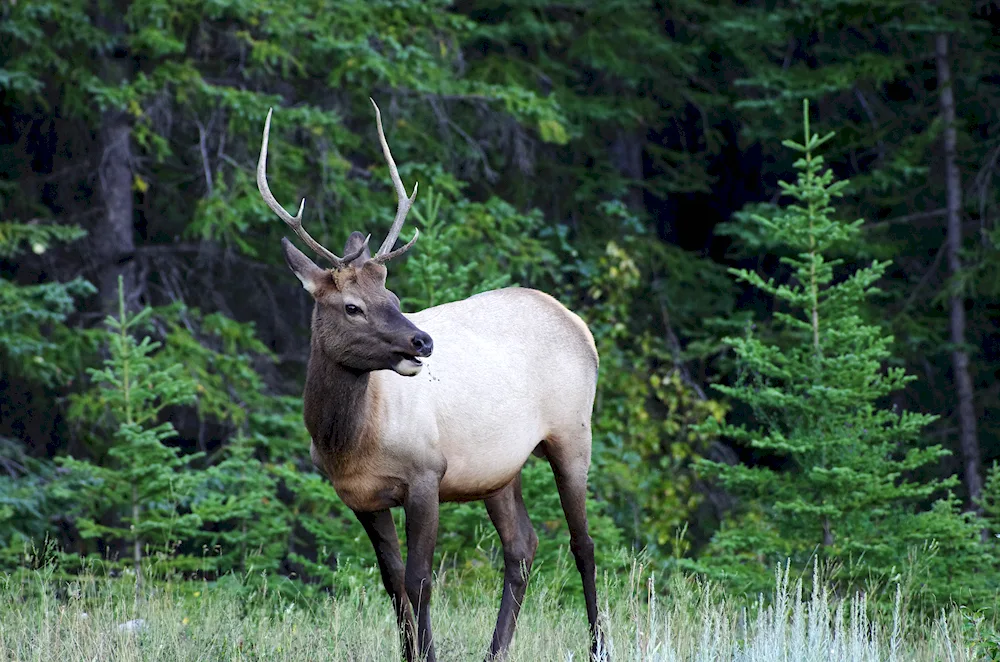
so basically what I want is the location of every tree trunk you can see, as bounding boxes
[95,109,138,313]
[608,129,644,211]
[92,2,138,314]
[935,33,983,510]
[132,482,142,591]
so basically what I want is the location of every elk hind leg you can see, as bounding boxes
[543,433,605,660]
[484,474,538,660]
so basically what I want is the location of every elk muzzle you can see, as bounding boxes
[392,328,433,377]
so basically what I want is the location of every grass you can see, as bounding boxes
[0,559,994,661]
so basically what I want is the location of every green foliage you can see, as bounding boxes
[186,434,289,577]
[691,103,996,607]
[582,236,725,555]
[0,222,86,259]
[0,275,96,385]
[981,463,1000,540]
[0,442,61,571]
[154,304,274,427]
[0,222,96,567]
[0,222,95,385]
[396,186,512,309]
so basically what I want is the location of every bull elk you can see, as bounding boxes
[257,101,604,661]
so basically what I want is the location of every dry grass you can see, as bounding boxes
[0,560,989,661]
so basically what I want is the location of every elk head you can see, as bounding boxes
[257,100,432,376]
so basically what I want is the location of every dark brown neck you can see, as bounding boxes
[302,344,373,462]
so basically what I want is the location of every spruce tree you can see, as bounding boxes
[694,102,993,606]
[58,279,199,586]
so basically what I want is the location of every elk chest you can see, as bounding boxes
[310,440,410,512]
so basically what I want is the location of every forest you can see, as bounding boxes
[2,0,1000,658]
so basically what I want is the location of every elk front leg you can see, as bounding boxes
[404,474,441,662]
[355,509,417,661]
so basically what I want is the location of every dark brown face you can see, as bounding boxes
[282,235,433,376]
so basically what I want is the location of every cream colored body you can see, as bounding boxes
[327,287,598,511]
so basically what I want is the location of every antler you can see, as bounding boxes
[257,108,369,269]
[369,98,419,265]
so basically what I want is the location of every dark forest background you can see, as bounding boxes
[2,0,999,609]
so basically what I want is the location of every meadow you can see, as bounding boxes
[1,557,994,662]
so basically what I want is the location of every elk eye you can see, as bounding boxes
[345,304,362,316]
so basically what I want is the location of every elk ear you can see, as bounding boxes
[282,238,327,295]
[343,231,372,266]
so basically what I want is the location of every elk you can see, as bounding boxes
[257,101,603,661]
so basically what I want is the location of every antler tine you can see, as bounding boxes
[372,228,419,265]
[257,108,346,268]
[370,98,419,260]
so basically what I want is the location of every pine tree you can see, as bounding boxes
[694,102,993,606]
[57,278,200,586]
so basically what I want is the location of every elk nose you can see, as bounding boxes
[411,331,433,357]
